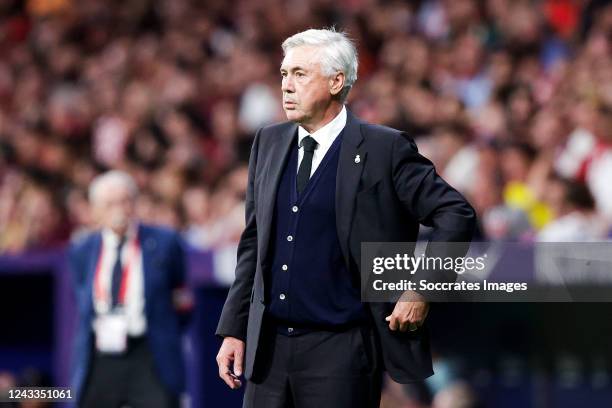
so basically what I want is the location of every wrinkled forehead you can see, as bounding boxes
[280,45,322,72]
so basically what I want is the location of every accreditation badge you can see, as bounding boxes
[94,310,128,354]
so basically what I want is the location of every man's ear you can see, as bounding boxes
[329,72,345,97]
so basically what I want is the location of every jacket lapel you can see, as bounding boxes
[85,233,103,317]
[259,123,297,266]
[336,110,365,267]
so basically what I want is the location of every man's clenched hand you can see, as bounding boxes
[385,291,429,332]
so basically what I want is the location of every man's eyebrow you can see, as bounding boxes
[280,66,307,72]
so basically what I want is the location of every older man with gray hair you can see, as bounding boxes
[69,170,189,408]
[216,28,476,407]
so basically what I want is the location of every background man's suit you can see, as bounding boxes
[69,224,187,407]
[216,110,476,404]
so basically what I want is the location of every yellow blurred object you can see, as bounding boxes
[503,181,552,230]
[27,0,70,16]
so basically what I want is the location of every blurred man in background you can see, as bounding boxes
[69,170,189,408]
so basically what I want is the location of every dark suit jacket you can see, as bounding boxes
[216,110,476,383]
[69,224,188,402]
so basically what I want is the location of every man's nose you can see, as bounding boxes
[282,76,294,93]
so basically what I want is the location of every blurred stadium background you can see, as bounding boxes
[1,0,612,407]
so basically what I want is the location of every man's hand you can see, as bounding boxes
[385,291,429,332]
[216,337,245,389]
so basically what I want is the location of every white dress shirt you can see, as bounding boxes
[297,105,347,176]
[92,224,147,336]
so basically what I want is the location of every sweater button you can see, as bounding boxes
[279,293,286,300]
[282,264,288,271]
[292,206,299,213]
[287,235,293,242]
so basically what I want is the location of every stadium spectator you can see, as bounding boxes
[538,175,607,241]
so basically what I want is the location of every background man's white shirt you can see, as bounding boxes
[92,226,147,337]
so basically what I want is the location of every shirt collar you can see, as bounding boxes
[298,105,347,149]
[102,222,138,247]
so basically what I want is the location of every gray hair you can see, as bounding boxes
[282,28,358,102]
[88,170,138,205]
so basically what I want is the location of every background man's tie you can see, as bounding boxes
[297,136,318,195]
[110,237,126,308]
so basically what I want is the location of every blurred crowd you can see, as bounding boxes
[2,1,612,406]
[1,0,612,253]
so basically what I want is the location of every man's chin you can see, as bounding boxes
[284,109,304,123]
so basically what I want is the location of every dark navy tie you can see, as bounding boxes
[297,136,318,195]
[110,237,126,309]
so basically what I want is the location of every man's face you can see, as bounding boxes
[280,46,333,125]
[93,183,135,235]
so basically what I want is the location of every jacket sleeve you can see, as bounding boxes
[68,239,88,298]
[391,132,477,286]
[169,232,187,290]
[168,231,193,328]
[215,128,261,340]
